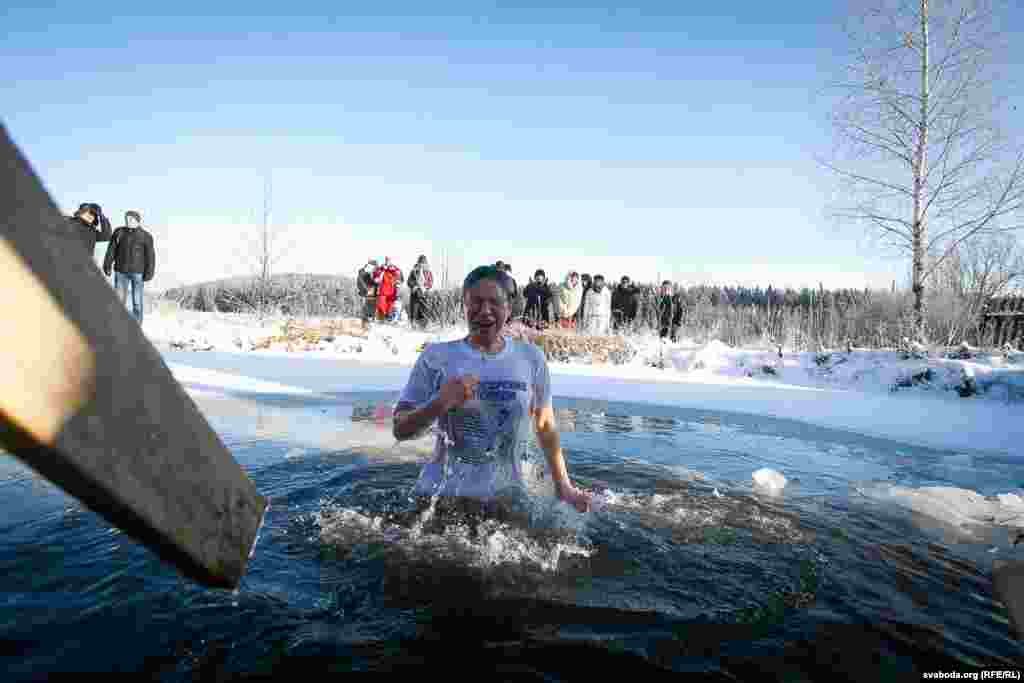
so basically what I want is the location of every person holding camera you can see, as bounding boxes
[68,202,112,258]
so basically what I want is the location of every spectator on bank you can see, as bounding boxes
[357,259,379,325]
[582,274,612,335]
[102,210,155,323]
[523,269,553,328]
[658,280,683,341]
[611,275,640,331]
[555,271,582,329]
[497,261,525,320]
[407,255,434,329]
[494,261,518,298]
[68,202,112,261]
[374,257,403,321]
[575,273,593,327]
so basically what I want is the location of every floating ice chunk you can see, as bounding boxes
[996,492,1024,511]
[857,484,994,526]
[713,488,723,498]
[752,468,787,494]
[856,483,1024,529]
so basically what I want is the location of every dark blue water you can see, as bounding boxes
[2,390,1022,679]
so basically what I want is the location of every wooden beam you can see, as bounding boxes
[993,560,1024,640]
[0,123,267,589]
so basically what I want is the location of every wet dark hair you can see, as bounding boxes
[463,265,516,300]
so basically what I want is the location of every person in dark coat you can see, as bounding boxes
[657,280,683,341]
[522,269,553,328]
[357,259,379,325]
[494,261,518,298]
[407,255,434,329]
[496,261,524,319]
[575,273,592,327]
[103,210,155,323]
[69,202,112,259]
[630,285,643,327]
[611,276,641,331]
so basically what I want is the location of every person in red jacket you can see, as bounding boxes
[373,257,403,320]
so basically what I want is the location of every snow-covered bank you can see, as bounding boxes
[164,347,1024,457]
[146,310,1024,455]
[145,310,1024,401]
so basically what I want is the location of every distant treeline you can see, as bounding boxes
[160,276,1010,350]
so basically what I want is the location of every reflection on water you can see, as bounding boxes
[1,390,1022,679]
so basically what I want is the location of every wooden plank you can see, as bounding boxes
[0,123,267,589]
[993,560,1024,640]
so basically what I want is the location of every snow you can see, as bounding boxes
[144,310,1024,536]
[752,468,788,495]
[855,484,1024,530]
[145,310,1024,454]
[168,365,318,396]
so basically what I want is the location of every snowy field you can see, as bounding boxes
[147,309,1024,538]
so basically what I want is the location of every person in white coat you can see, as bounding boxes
[582,274,612,335]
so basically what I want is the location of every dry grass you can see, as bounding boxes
[530,328,636,365]
[251,317,368,351]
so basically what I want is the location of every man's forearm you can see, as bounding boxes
[536,425,573,494]
[393,398,448,441]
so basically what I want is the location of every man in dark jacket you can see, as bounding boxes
[103,210,155,323]
[69,202,112,259]
[496,261,524,320]
[657,280,683,341]
[407,255,434,329]
[357,259,379,325]
[575,273,592,327]
[611,276,640,331]
[522,269,553,328]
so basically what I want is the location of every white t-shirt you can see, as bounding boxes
[395,337,552,500]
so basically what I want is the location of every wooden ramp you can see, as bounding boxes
[0,123,267,589]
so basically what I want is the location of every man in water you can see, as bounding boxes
[393,265,592,513]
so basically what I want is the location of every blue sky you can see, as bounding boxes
[3,1,1022,290]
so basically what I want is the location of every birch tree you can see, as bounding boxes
[231,173,297,317]
[826,0,1024,341]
